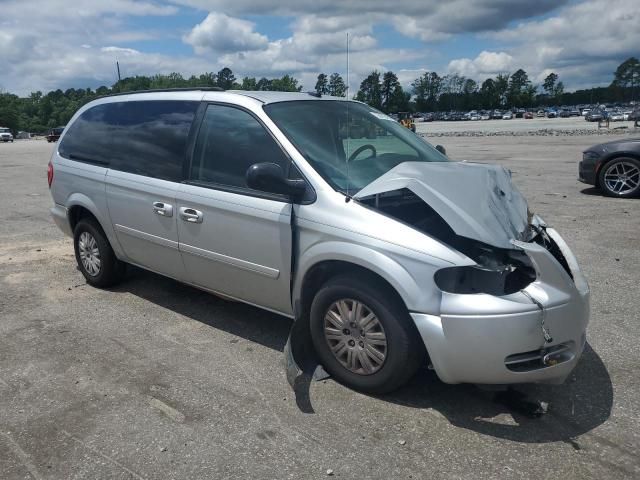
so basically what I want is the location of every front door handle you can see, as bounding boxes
[153,202,173,217]
[179,207,203,224]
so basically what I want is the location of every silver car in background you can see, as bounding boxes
[48,89,589,393]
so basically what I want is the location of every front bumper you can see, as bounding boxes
[578,156,599,185]
[413,227,589,385]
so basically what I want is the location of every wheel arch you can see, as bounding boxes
[293,242,428,321]
[296,254,430,388]
[68,204,100,232]
[66,194,125,259]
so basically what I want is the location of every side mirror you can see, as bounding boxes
[435,144,447,156]
[246,162,307,198]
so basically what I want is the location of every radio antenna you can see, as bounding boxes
[345,32,351,201]
[346,32,350,99]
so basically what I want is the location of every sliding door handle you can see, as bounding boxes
[179,207,203,223]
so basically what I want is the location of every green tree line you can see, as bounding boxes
[0,67,305,133]
[0,58,638,133]
[395,57,638,113]
[326,57,638,114]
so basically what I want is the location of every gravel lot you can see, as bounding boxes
[1,136,639,479]
[416,116,637,136]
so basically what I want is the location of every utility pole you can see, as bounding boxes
[116,61,122,82]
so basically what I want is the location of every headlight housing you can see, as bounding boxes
[582,150,600,161]
[435,264,536,295]
[434,238,537,296]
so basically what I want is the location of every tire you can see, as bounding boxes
[598,157,640,198]
[73,218,125,287]
[309,275,423,394]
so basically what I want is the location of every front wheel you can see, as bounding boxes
[73,218,125,287]
[598,157,640,198]
[309,275,423,394]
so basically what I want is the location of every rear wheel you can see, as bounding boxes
[598,157,640,198]
[309,275,423,394]
[73,218,125,287]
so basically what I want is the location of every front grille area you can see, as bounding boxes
[505,342,575,372]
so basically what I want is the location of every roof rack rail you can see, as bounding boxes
[101,87,225,98]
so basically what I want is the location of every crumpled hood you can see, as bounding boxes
[354,161,530,249]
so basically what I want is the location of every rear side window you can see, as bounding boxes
[59,100,198,181]
[190,104,290,190]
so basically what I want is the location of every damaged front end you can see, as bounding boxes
[353,161,590,385]
[284,160,589,390]
[356,186,538,298]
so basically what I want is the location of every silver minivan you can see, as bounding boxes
[49,89,589,393]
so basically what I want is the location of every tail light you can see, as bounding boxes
[47,161,54,188]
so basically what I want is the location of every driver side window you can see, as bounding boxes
[190,104,290,190]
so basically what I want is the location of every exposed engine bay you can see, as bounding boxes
[357,187,573,296]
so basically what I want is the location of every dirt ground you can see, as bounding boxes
[0,136,639,479]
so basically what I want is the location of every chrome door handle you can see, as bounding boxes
[153,202,173,217]
[179,207,203,223]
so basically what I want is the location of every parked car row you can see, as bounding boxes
[412,103,638,123]
[0,126,68,142]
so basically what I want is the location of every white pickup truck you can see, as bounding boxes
[0,127,14,142]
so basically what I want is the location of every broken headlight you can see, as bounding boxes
[434,264,536,295]
[434,236,537,295]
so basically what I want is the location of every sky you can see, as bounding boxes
[0,0,638,96]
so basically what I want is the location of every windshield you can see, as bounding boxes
[0,128,10,133]
[264,100,448,194]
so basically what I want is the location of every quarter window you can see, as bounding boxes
[190,104,290,189]
[59,100,198,181]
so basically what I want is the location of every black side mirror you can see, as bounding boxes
[435,144,447,156]
[246,162,307,198]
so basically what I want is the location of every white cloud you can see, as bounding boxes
[101,46,141,55]
[447,51,514,79]
[0,0,637,95]
[183,12,269,54]
[396,68,429,88]
[0,0,177,18]
[173,0,566,38]
[476,0,640,88]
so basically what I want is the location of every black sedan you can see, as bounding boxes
[580,138,640,197]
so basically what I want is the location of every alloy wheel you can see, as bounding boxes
[603,161,640,195]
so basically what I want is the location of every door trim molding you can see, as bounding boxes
[114,224,179,250]
[124,259,293,318]
[179,242,280,279]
